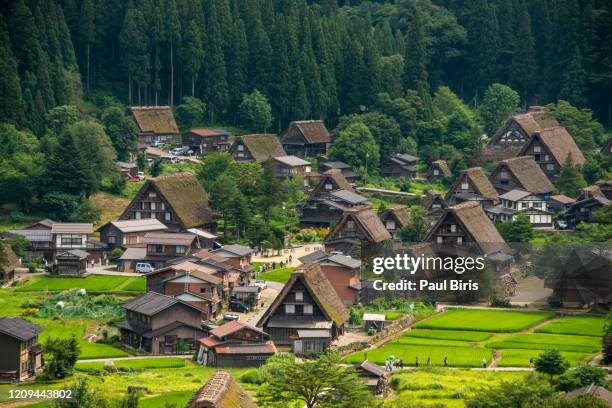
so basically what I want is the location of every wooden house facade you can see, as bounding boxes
[427,160,451,182]
[0,244,19,285]
[0,317,44,383]
[98,219,168,249]
[319,161,359,183]
[281,120,331,158]
[422,190,447,218]
[182,129,230,154]
[379,205,411,240]
[489,156,554,195]
[518,127,586,180]
[117,292,205,354]
[445,167,499,208]
[196,321,276,367]
[381,153,418,179]
[485,189,553,228]
[257,263,349,353]
[120,172,216,232]
[273,155,312,180]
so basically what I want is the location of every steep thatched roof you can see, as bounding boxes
[258,263,349,328]
[122,172,215,229]
[1,244,20,273]
[492,108,559,143]
[186,371,258,408]
[426,201,511,254]
[326,207,391,244]
[495,156,554,194]
[129,106,179,134]
[431,160,451,177]
[237,134,286,163]
[380,205,411,229]
[447,167,498,201]
[283,120,331,144]
[313,169,353,193]
[520,127,586,166]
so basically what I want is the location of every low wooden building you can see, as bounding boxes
[427,160,451,182]
[319,161,359,183]
[186,370,258,408]
[356,360,388,395]
[566,195,610,228]
[281,120,331,158]
[273,155,312,181]
[489,156,554,195]
[0,244,19,285]
[129,106,180,146]
[381,153,418,179]
[363,314,386,331]
[547,194,575,214]
[486,189,553,228]
[182,129,230,154]
[56,249,89,276]
[0,317,44,383]
[117,292,205,354]
[379,205,411,240]
[229,134,286,164]
[422,190,447,218]
[257,263,349,353]
[445,167,499,208]
[98,219,168,249]
[119,172,216,232]
[324,207,391,262]
[118,232,200,271]
[518,127,586,180]
[117,161,138,179]
[298,250,362,305]
[196,320,276,367]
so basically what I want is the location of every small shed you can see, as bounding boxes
[56,249,89,276]
[363,313,386,331]
[356,360,388,395]
[294,330,332,354]
[231,286,261,305]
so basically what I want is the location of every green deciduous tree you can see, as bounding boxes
[174,96,205,130]
[479,84,520,136]
[100,106,138,161]
[497,214,534,243]
[398,206,430,243]
[256,353,373,408]
[555,153,587,198]
[42,335,80,380]
[329,122,379,175]
[534,349,570,381]
[238,89,273,132]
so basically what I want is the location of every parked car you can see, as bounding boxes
[223,313,240,321]
[136,171,146,181]
[146,158,154,166]
[160,156,180,164]
[229,301,250,313]
[135,263,154,274]
[254,280,267,290]
[151,141,164,148]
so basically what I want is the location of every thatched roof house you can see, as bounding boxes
[428,160,452,181]
[129,106,179,146]
[186,370,258,408]
[120,172,216,231]
[229,134,286,163]
[0,244,20,283]
[282,120,331,157]
[446,167,499,206]
[490,156,554,194]
[379,205,411,240]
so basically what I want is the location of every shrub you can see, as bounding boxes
[490,296,511,307]
[9,211,24,223]
[240,369,264,384]
[548,295,563,308]
[27,262,38,273]
[21,307,39,317]
[110,248,124,260]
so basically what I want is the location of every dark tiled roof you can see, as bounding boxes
[0,317,43,341]
[210,320,265,339]
[123,292,197,316]
[330,190,369,205]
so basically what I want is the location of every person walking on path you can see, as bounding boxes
[426,357,431,366]
[482,357,487,368]
[443,357,448,367]
[415,356,419,368]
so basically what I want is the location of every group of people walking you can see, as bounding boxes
[384,356,450,371]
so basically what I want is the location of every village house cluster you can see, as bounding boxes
[1,104,609,380]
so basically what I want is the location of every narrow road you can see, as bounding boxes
[78,354,194,362]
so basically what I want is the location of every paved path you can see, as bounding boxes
[252,243,324,267]
[78,354,194,362]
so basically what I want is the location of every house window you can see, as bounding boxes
[149,192,157,198]
[386,220,396,230]
[457,236,463,244]
[436,236,443,244]
[432,204,441,209]
[108,235,116,244]
[295,291,303,301]
[450,224,456,232]
[285,304,295,314]
[150,212,155,219]
[433,169,439,176]
[165,212,171,221]
[238,145,244,151]
[150,202,156,210]
[534,146,541,153]
[544,155,550,161]
[237,152,244,158]
[533,202,541,208]
[148,244,165,254]
[304,304,313,315]
[547,164,555,171]
[61,235,82,246]
[135,211,141,220]
[160,202,165,210]
[461,182,469,190]
[175,245,186,254]
[347,221,354,230]
[325,183,332,190]
[306,166,311,173]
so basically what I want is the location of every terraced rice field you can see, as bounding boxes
[534,316,605,337]
[413,309,554,332]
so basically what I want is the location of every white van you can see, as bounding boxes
[135,263,154,274]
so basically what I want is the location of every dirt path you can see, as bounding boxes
[78,354,194,362]
[522,316,560,333]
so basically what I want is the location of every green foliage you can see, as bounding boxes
[174,96,205,129]
[53,378,107,408]
[479,84,520,136]
[466,373,558,408]
[497,214,534,243]
[100,105,138,161]
[414,309,553,332]
[398,206,430,243]
[547,100,604,152]
[150,159,163,177]
[329,122,380,175]
[534,349,570,380]
[555,154,587,198]
[257,353,374,408]
[69,200,101,224]
[238,89,272,132]
[40,192,80,221]
[553,364,608,392]
[45,105,81,135]
[42,335,81,380]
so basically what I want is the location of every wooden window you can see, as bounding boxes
[295,291,303,301]
[108,235,116,244]
[534,146,541,153]
[457,236,463,244]
[436,236,443,244]
[461,182,469,190]
[150,202,156,210]
[433,169,439,176]
[386,220,395,230]
[347,221,354,230]
[546,164,554,170]
[149,192,157,198]
[304,304,313,315]
[175,245,186,254]
[285,304,295,314]
[135,211,141,220]
[450,224,456,232]
[325,183,332,190]
[165,212,171,221]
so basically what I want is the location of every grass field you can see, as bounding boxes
[496,349,592,367]
[76,358,186,372]
[14,275,146,293]
[39,321,128,359]
[414,309,553,332]
[486,333,602,353]
[345,343,492,367]
[390,368,527,408]
[404,329,492,342]
[535,316,606,337]
[257,267,294,283]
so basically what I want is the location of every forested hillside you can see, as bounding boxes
[1,0,611,136]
